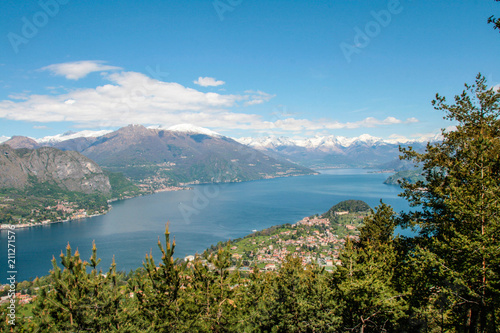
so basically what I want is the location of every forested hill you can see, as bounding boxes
[384,168,425,185]
[321,199,371,219]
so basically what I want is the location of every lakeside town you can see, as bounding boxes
[0,185,191,230]
[197,203,369,272]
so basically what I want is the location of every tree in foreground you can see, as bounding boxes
[333,203,407,333]
[399,74,500,331]
[127,225,189,332]
[31,242,122,332]
[261,256,342,332]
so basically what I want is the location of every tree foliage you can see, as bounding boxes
[399,74,500,331]
[488,0,500,31]
[30,242,123,332]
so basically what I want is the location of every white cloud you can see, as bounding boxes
[8,93,29,100]
[194,77,225,87]
[1,62,419,136]
[243,90,276,106]
[247,116,417,133]
[405,117,419,123]
[0,70,264,129]
[41,60,122,80]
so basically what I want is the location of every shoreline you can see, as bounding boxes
[0,168,398,282]
[0,186,193,231]
[0,172,321,231]
[0,210,111,230]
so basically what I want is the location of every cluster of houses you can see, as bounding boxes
[137,179,190,193]
[36,201,89,221]
[0,291,35,305]
[221,215,361,272]
[2,201,94,228]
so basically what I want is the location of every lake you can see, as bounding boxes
[0,169,411,282]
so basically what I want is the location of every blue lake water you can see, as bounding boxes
[0,169,410,282]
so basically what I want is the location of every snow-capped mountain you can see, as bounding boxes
[235,134,439,169]
[32,124,221,145]
[237,136,297,149]
[37,129,114,144]
[150,124,222,137]
[2,124,442,170]
[1,124,315,186]
[236,133,440,150]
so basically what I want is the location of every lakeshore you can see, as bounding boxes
[0,186,193,231]
[0,169,409,282]
[0,211,109,230]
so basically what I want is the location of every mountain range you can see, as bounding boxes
[3,124,316,185]
[235,134,438,169]
[2,125,439,176]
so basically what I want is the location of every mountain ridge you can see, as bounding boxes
[235,134,436,169]
[4,125,317,186]
[2,124,439,172]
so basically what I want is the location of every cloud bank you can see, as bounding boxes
[0,61,418,135]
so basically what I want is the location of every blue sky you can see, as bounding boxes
[0,0,499,141]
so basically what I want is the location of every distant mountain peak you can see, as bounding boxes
[357,134,382,143]
[166,124,222,137]
[4,136,40,149]
[37,129,114,144]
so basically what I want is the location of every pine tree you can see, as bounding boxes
[255,256,342,332]
[31,241,122,332]
[333,203,407,333]
[399,74,500,331]
[335,244,407,332]
[188,245,242,332]
[488,0,500,31]
[358,201,397,251]
[127,224,189,332]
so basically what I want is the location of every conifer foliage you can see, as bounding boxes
[399,74,500,331]
[31,241,122,332]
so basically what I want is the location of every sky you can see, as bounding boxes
[0,0,499,141]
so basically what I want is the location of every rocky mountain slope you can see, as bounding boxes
[0,145,111,195]
[82,125,316,183]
